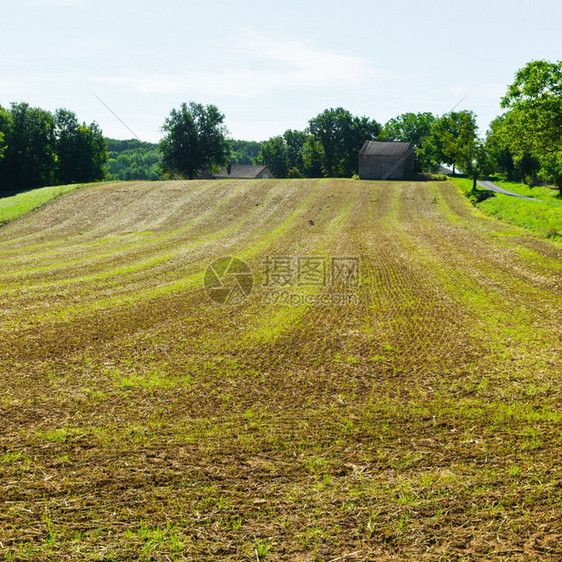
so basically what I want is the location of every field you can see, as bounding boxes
[0,179,561,560]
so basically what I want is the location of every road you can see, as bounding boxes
[477,179,541,201]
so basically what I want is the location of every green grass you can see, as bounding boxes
[0,183,88,226]
[452,177,562,242]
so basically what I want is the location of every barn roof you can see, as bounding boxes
[213,165,273,179]
[360,140,413,157]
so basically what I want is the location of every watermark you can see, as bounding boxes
[263,256,360,288]
[204,255,360,306]
[204,256,254,305]
[263,291,359,306]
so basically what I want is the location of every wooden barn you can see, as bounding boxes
[205,164,274,179]
[359,141,415,180]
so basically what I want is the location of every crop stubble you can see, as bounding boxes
[0,179,561,560]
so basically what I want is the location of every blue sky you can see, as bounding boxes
[2,0,560,142]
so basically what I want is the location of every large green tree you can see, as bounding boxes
[500,60,562,194]
[255,136,288,178]
[379,112,436,171]
[1,102,56,191]
[422,110,478,176]
[485,114,516,179]
[255,129,308,178]
[55,109,107,185]
[283,129,307,175]
[307,108,380,177]
[160,102,230,180]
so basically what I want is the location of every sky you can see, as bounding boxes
[2,0,561,143]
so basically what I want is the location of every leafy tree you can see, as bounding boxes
[302,135,324,178]
[501,60,562,155]
[307,107,346,177]
[307,108,380,177]
[422,110,478,175]
[283,129,307,174]
[255,130,310,178]
[159,102,230,180]
[77,122,107,183]
[230,140,263,165]
[500,60,562,194]
[340,115,381,176]
[465,138,493,191]
[54,109,107,184]
[538,152,562,190]
[0,106,9,157]
[515,150,541,185]
[485,114,516,179]
[1,102,56,191]
[256,136,288,178]
[379,112,436,171]
[287,167,304,178]
[55,109,81,185]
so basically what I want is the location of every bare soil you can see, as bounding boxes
[0,179,560,560]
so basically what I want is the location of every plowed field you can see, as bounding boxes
[0,179,561,560]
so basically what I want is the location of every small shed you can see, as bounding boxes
[359,141,415,180]
[212,165,274,179]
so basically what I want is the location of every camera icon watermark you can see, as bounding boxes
[204,256,254,305]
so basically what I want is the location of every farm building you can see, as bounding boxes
[359,140,415,180]
[203,164,274,179]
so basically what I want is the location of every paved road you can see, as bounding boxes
[477,180,541,201]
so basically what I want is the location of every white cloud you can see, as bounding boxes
[93,30,379,98]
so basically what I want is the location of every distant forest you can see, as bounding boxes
[104,139,264,181]
[0,103,106,196]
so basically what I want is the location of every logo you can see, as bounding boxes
[204,256,253,305]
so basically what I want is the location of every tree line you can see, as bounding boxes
[158,60,561,196]
[0,103,107,196]
[1,59,560,195]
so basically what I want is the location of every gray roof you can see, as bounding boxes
[360,140,413,157]
[213,165,273,179]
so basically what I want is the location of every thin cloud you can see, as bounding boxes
[93,30,379,98]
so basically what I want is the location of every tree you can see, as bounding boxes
[160,102,230,180]
[54,109,107,184]
[0,106,8,154]
[307,108,380,177]
[255,129,309,178]
[422,110,478,175]
[500,60,562,194]
[379,112,436,171]
[283,129,307,174]
[1,103,56,191]
[485,114,516,179]
[230,140,263,165]
[340,115,381,177]
[302,135,324,178]
[255,136,288,178]
[0,106,10,184]
[465,138,493,191]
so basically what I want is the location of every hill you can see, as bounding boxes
[0,179,560,559]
